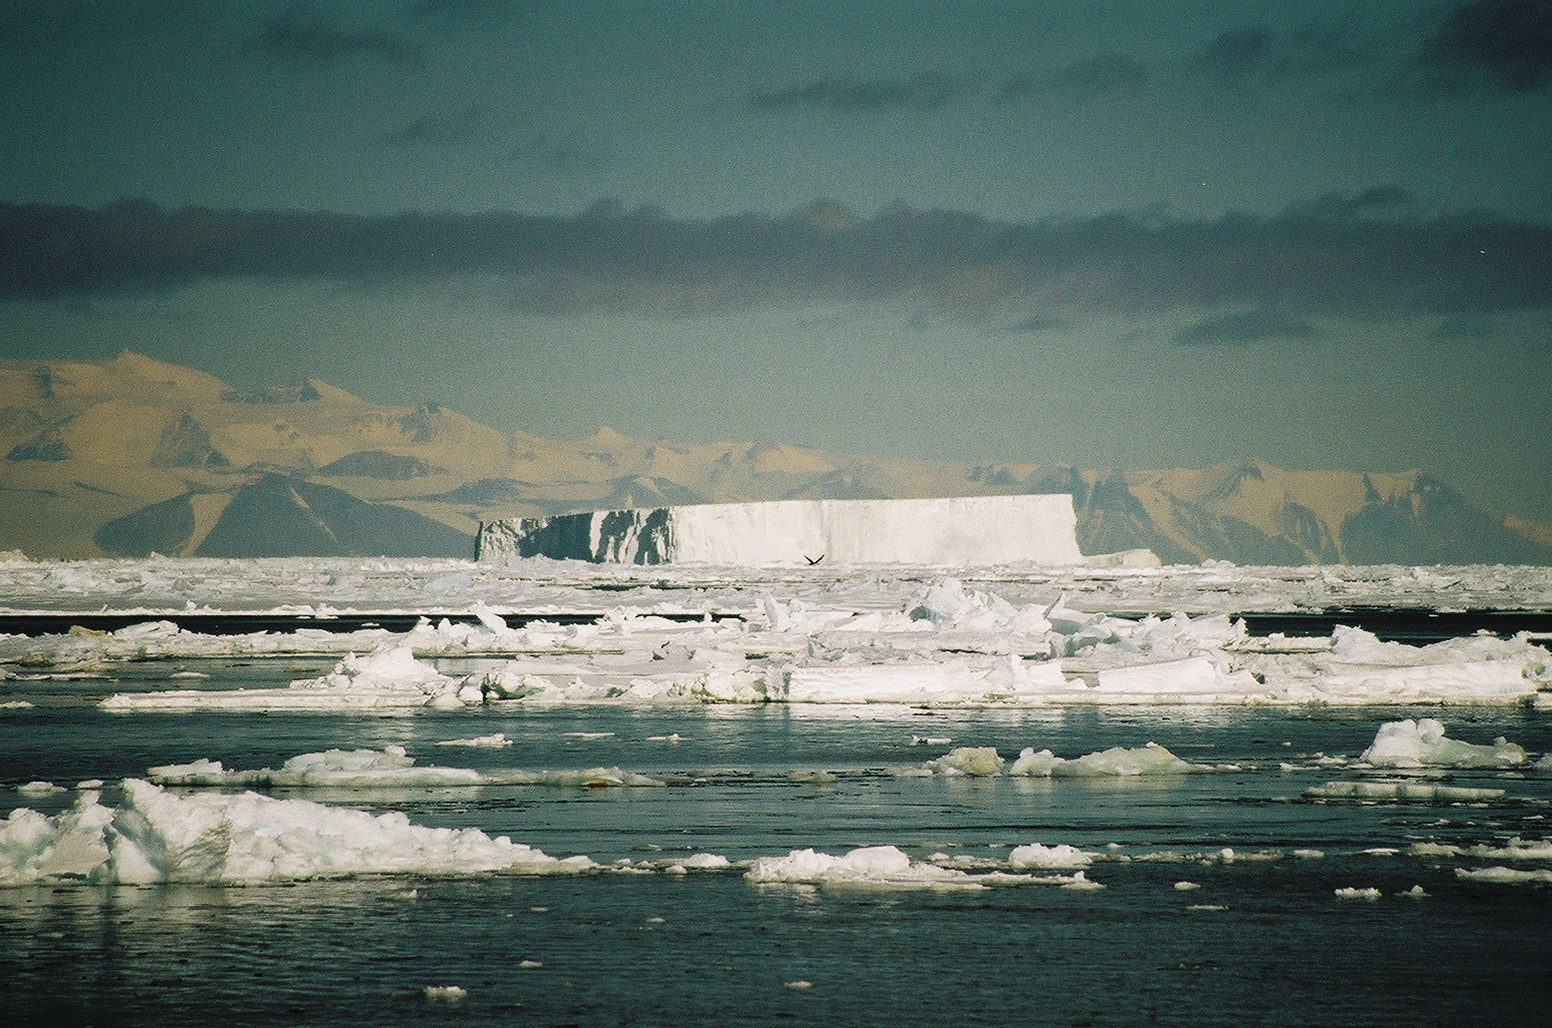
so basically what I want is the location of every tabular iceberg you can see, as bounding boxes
[476,495,1088,566]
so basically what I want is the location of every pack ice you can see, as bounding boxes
[0,564,1538,710]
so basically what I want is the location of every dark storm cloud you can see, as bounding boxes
[4,194,1550,327]
[1418,0,1552,91]
[748,72,974,111]
[259,3,421,65]
[1172,309,1322,345]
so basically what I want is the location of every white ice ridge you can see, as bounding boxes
[47,575,1552,711]
[917,742,1206,777]
[477,495,1093,567]
[744,845,1099,891]
[0,782,596,886]
[1360,718,1528,768]
[145,746,662,789]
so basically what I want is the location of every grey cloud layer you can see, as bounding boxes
[755,0,1551,109]
[5,197,1549,330]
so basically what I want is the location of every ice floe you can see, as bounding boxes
[744,845,1097,891]
[1360,718,1528,768]
[0,565,1541,710]
[145,747,662,789]
[0,782,596,886]
[1454,866,1552,886]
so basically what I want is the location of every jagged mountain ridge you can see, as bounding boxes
[0,351,1547,564]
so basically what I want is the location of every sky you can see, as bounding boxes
[1,0,1550,522]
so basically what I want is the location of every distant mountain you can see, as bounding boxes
[2,351,1548,565]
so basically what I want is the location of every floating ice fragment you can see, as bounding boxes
[924,746,1003,776]
[1399,885,1427,898]
[1335,887,1382,901]
[1455,866,1552,885]
[1361,718,1526,768]
[434,733,512,748]
[1306,781,1506,802]
[785,980,814,990]
[422,986,466,1003]
[17,781,65,799]
[1007,742,1203,777]
[1008,843,1093,870]
[1174,881,1200,891]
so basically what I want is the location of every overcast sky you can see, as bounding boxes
[2,0,1549,521]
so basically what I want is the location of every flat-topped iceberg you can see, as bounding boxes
[478,496,1090,566]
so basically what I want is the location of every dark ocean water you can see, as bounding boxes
[4,689,1552,1026]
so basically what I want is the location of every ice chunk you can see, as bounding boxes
[1361,719,1527,768]
[924,746,1004,776]
[1007,742,1203,777]
[0,792,115,885]
[1008,843,1094,870]
[1454,866,1552,885]
[17,781,65,799]
[1335,887,1382,901]
[102,779,597,883]
[102,643,473,712]
[1305,781,1506,802]
[787,658,1066,704]
[1094,655,1228,696]
[435,733,513,748]
[146,748,660,789]
[745,846,984,890]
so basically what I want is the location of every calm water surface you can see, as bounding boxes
[3,666,1551,1026]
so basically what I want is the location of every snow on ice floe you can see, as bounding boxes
[0,782,596,886]
[145,746,662,789]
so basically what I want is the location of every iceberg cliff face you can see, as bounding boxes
[477,495,1085,566]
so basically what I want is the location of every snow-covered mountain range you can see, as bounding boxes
[2,351,1547,564]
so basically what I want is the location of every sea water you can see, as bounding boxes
[4,686,1552,1026]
